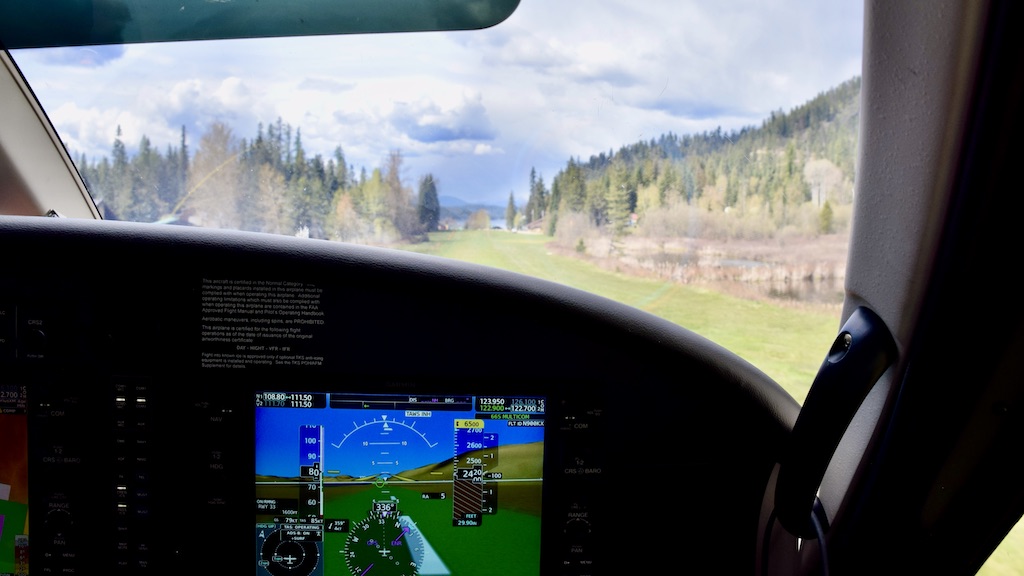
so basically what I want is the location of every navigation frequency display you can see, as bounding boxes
[254,392,546,576]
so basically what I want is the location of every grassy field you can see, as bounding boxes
[398,229,1022,574]
[400,229,841,403]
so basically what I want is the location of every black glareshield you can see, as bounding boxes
[774,306,898,538]
[0,0,521,49]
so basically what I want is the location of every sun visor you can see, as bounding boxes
[0,0,520,49]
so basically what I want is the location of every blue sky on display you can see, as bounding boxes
[11,1,863,206]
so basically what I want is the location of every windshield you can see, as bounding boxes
[9,1,861,402]
[10,3,1024,572]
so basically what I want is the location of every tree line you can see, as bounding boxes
[77,118,441,244]
[513,76,860,242]
[77,75,859,246]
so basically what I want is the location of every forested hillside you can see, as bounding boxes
[520,76,860,244]
[74,76,859,248]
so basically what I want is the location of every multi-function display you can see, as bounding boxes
[254,392,546,576]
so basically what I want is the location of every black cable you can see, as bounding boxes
[810,507,830,576]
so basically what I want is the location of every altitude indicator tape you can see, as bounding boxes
[452,422,499,526]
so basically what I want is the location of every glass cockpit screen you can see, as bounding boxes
[255,392,545,576]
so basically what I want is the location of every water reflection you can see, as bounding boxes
[701,275,844,307]
[765,276,844,304]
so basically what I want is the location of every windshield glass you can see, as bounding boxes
[9,1,861,403]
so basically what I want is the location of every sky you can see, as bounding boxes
[10,0,863,207]
[256,402,544,479]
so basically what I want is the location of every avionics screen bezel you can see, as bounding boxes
[254,390,547,576]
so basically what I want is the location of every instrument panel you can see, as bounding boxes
[0,216,797,575]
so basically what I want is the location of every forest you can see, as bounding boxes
[529,76,860,246]
[75,76,860,248]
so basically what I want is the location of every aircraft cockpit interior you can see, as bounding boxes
[1,1,1023,575]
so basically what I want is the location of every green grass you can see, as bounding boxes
[400,230,1024,574]
[400,230,840,403]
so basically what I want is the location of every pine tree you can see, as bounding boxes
[418,174,441,233]
[179,125,189,199]
[532,172,548,220]
[287,174,329,238]
[130,134,163,221]
[819,200,835,234]
[292,128,306,181]
[607,182,632,236]
[545,179,561,235]
[525,168,548,223]
[106,125,131,219]
[505,192,517,230]
[333,146,349,191]
[563,158,586,212]
[525,167,538,223]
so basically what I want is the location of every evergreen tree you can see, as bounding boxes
[505,192,517,230]
[607,182,632,236]
[819,200,835,234]
[130,134,164,221]
[418,174,441,232]
[333,146,349,191]
[159,144,179,212]
[287,174,330,238]
[355,168,386,223]
[292,128,306,181]
[179,125,189,198]
[283,122,293,176]
[106,125,131,219]
[525,168,548,223]
[562,158,586,212]
[525,167,538,223]
[532,172,548,220]
[545,179,561,236]
[584,171,610,225]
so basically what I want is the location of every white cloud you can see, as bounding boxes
[10,0,863,205]
[473,143,500,155]
[388,93,497,143]
[298,77,356,93]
